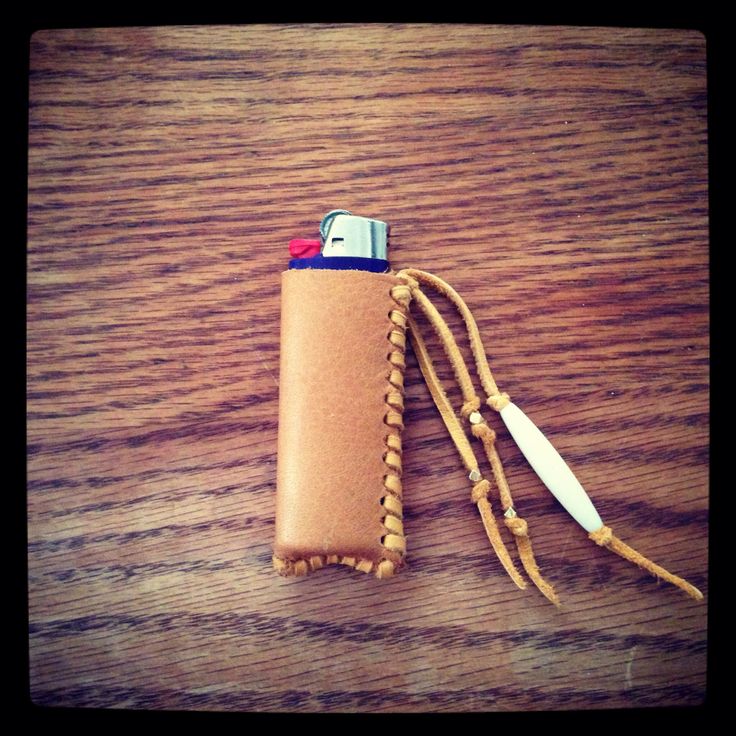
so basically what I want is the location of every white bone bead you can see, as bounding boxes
[499,402,603,533]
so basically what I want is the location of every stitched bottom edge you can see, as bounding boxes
[272,553,404,579]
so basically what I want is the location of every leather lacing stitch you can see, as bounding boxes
[273,280,412,579]
[274,554,377,577]
[374,282,413,578]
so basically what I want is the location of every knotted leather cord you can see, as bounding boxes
[400,270,556,603]
[407,313,527,591]
[404,276,559,601]
[589,526,703,600]
[399,268,703,602]
[400,268,509,410]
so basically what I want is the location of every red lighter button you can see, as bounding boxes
[289,239,322,258]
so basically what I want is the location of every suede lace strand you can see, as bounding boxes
[398,268,702,603]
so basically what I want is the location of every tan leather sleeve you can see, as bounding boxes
[273,268,411,578]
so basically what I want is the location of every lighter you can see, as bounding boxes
[272,211,703,605]
[273,210,408,578]
[287,209,390,272]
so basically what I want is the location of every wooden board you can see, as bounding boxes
[28,24,708,711]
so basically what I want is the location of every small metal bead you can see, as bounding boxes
[504,507,517,518]
[469,411,483,425]
[469,469,482,482]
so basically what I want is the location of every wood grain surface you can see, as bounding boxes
[27,25,708,712]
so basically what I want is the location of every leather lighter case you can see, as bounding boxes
[271,210,703,604]
[272,268,412,578]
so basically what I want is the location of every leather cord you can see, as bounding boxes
[399,268,702,603]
